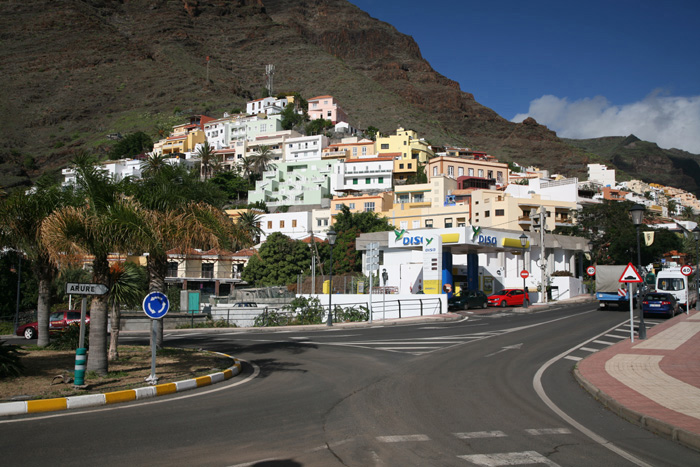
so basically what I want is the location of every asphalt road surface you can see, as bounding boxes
[2,302,699,466]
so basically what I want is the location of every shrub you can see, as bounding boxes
[254,309,290,327]
[286,296,325,325]
[0,340,25,377]
[335,305,369,323]
[48,323,89,350]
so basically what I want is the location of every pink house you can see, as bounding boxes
[307,95,348,124]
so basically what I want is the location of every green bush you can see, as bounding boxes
[0,321,14,335]
[254,309,290,327]
[286,296,324,325]
[335,305,369,323]
[177,318,235,329]
[48,323,89,350]
[0,340,25,377]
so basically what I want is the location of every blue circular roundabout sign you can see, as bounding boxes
[142,292,170,319]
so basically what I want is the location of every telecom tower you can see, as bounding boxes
[265,64,275,96]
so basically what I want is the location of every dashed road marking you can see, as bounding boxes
[376,434,430,443]
[525,428,572,435]
[592,339,616,345]
[604,333,627,339]
[579,347,598,353]
[564,355,582,361]
[454,431,507,439]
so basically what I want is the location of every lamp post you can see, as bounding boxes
[382,268,388,320]
[630,203,646,339]
[326,229,337,326]
[694,227,700,312]
[519,233,529,308]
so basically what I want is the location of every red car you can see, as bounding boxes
[16,310,88,340]
[487,289,530,307]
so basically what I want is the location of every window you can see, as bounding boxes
[280,220,285,228]
[458,167,464,177]
[366,178,371,184]
[317,218,328,227]
[353,147,357,156]
[488,170,493,179]
[349,203,355,209]
[267,221,272,229]
[412,220,420,228]
[381,144,389,150]
[378,177,384,184]
[400,221,408,229]
[364,202,375,212]
[408,163,412,169]
[433,167,438,176]
[414,194,424,203]
[495,209,504,216]
[484,211,490,217]
[478,169,484,177]
[448,166,454,176]
[353,178,358,185]
[445,218,453,228]
[399,164,404,169]
[425,219,433,228]
[468,168,474,176]
[292,220,297,227]
[362,146,367,155]
[167,262,179,277]
[327,111,332,117]
[335,204,343,210]
[398,194,409,203]
[202,263,214,279]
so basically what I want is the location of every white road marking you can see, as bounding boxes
[454,431,506,439]
[458,450,560,466]
[564,355,582,361]
[604,334,627,339]
[376,434,430,443]
[289,337,309,340]
[592,339,616,345]
[525,428,572,435]
[579,347,598,353]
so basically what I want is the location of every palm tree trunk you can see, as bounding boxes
[148,253,168,348]
[87,255,110,376]
[36,276,51,348]
[108,299,120,361]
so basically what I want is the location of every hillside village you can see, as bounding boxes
[61,93,700,300]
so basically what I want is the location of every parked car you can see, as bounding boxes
[16,310,88,340]
[448,290,488,310]
[487,289,529,307]
[642,292,679,318]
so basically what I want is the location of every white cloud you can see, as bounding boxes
[512,92,700,154]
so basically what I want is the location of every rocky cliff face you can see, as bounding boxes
[0,0,696,193]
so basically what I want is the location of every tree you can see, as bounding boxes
[41,153,132,374]
[210,170,253,204]
[107,262,147,361]
[110,132,153,160]
[329,206,394,274]
[242,232,312,286]
[236,211,263,244]
[196,141,217,181]
[0,181,77,347]
[280,103,305,130]
[364,126,380,141]
[305,118,333,136]
[249,145,275,176]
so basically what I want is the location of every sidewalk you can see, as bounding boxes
[576,309,700,452]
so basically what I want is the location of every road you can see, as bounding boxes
[2,302,699,466]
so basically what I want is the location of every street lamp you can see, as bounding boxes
[519,233,529,308]
[694,226,700,312]
[326,229,337,326]
[382,268,389,319]
[629,203,646,339]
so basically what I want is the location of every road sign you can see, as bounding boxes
[66,283,108,295]
[520,270,529,279]
[618,262,643,283]
[143,292,170,319]
[586,266,596,276]
[681,265,693,276]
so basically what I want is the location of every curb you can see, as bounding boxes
[573,366,700,453]
[0,351,242,417]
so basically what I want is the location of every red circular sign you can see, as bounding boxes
[586,266,596,276]
[520,270,529,279]
[681,265,693,276]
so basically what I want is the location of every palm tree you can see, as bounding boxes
[107,262,146,361]
[240,156,256,182]
[249,145,275,176]
[196,141,216,181]
[237,211,263,244]
[41,154,131,374]
[0,182,77,347]
[140,153,170,178]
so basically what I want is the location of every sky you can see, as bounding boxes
[349,0,700,154]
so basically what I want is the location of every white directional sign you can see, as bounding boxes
[66,283,109,295]
[143,292,170,319]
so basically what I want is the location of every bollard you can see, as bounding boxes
[74,347,87,386]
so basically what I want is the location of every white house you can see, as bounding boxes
[587,164,616,187]
[284,134,329,162]
[336,155,394,193]
[246,97,289,116]
[258,211,314,242]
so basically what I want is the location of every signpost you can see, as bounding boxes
[65,283,108,387]
[681,265,693,276]
[143,292,170,384]
[619,263,643,342]
[520,270,529,308]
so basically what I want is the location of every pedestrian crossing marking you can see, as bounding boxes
[454,431,506,439]
[459,450,561,466]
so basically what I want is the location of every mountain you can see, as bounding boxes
[0,0,698,195]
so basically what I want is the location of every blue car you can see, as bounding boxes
[642,292,679,318]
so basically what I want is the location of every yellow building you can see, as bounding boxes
[427,155,509,187]
[377,128,434,182]
[331,192,394,215]
[470,190,577,232]
[153,128,206,156]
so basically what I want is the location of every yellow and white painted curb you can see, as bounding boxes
[0,352,242,417]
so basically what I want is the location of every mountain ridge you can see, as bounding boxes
[0,0,697,194]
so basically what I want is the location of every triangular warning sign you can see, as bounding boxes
[619,262,643,283]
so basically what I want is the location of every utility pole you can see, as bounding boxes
[531,207,548,304]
